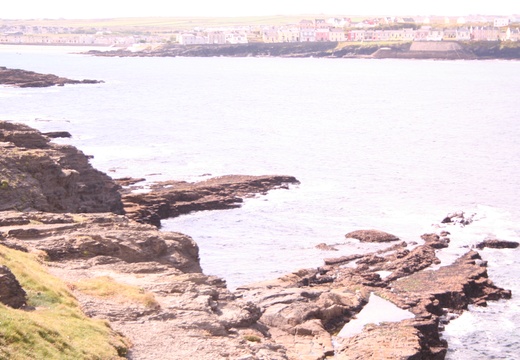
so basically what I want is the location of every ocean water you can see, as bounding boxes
[1,45,519,358]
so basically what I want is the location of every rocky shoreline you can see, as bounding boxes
[0,120,515,359]
[0,66,103,88]
[87,41,520,60]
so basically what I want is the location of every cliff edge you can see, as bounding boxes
[0,120,123,213]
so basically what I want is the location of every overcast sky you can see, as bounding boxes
[2,1,517,19]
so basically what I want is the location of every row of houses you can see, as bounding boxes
[0,34,157,46]
[262,25,520,43]
[177,31,248,45]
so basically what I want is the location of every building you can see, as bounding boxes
[178,33,207,45]
[315,29,330,42]
[472,27,500,41]
[494,18,510,28]
[278,27,300,42]
[315,19,329,29]
[299,20,316,42]
[329,28,346,42]
[207,31,226,44]
[262,28,278,43]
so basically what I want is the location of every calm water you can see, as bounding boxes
[1,45,519,358]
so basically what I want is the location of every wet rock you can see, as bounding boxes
[441,211,475,226]
[115,177,146,188]
[122,175,300,227]
[421,233,450,249]
[345,229,400,243]
[43,131,72,138]
[476,239,519,250]
[315,243,338,251]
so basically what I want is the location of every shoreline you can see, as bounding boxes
[0,120,515,359]
[86,41,520,60]
[2,41,520,61]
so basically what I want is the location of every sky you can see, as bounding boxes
[1,0,517,19]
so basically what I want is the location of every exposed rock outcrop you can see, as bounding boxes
[236,234,511,360]
[345,229,400,243]
[0,265,27,308]
[0,120,123,214]
[0,122,513,359]
[0,66,103,88]
[0,211,288,360]
[121,175,300,227]
[441,211,475,226]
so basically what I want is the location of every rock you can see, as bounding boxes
[315,243,338,251]
[0,66,103,88]
[122,175,300,227]
[0,122,513,359]
[0,265,27,308]
[323,254,364,265]
[237,235,510,359]
[115,177,146,188]
[0,210,287,359]
[421,233,450,249]
[0,121,123,214]
[441,211,475,226]
[43,131,72,138]
[334,321,425,360]
[476,239,519,250]
[345,229,400,243]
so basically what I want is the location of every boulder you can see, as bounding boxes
[0,265,27,308]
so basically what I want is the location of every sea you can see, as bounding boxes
[1,45,519,359]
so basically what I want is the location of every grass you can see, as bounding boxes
[243,335,261,343]
[0,15,362,32]
[0,245,129,359]
[73,276,159,309]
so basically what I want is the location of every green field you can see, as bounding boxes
[0,15,365,32]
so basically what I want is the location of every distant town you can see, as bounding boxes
[1,15,519,48]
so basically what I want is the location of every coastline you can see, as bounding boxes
[85,41,520,60]
[0,120,515,359]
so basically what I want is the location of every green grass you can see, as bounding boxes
[0,15,355,31]
[73,276,159,309]
[0,245,129,359]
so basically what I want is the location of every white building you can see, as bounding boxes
[494,18,510,27]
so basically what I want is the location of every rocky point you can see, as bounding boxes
[0,120,514,360]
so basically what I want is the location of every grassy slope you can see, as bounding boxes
[0,245,129,360]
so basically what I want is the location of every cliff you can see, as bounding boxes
[0,121,123,213]
[0,121,514,359]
